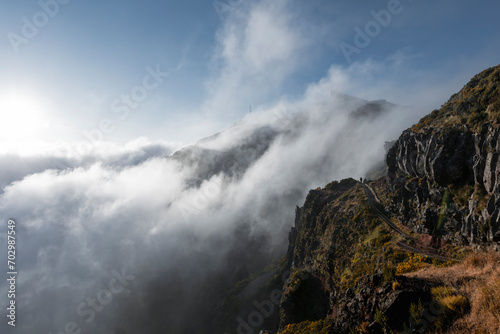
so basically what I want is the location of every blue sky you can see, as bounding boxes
[1,0,499,152]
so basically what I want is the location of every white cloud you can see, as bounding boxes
[0,137,180,193]
[0,72,418,331]
[204,0,310,118]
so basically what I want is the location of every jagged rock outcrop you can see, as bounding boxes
[277,179,445,333]
[280,179,363,328]
[386,65,500,247]
[330,274,436,334]
[278,179,425,331]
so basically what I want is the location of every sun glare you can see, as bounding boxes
[0,89,51,151]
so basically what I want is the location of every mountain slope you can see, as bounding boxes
[218,65,500,334]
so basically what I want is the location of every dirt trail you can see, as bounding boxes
[360,182,450,262]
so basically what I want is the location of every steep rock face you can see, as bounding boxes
[330,274,435,334]
[280,179,373,328]
[386,65,500,246]
[280,180,361,327]
[278,179,441,333]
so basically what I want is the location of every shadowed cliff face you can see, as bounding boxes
[386,65,500,246]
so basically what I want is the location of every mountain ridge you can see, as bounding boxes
[213,64,500,334]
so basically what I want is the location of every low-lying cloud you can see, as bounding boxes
[0,83,415,333]
[0,138,179,192]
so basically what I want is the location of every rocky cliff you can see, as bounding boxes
[279,180,449,333]
[386,65,500,247]
[212,66,500,334]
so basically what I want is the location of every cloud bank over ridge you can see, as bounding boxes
[0,83,415,333]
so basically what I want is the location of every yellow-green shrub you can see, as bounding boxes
[441,295,469,315]
[396,253,427,274]
[431,286,456,300]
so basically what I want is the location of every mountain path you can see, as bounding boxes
[360,182,450,262]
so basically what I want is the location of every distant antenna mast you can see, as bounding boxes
[249,105,252,113]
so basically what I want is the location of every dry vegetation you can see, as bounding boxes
[411,65,500,133]
[280,318,332,334]
[405,251,500,333]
